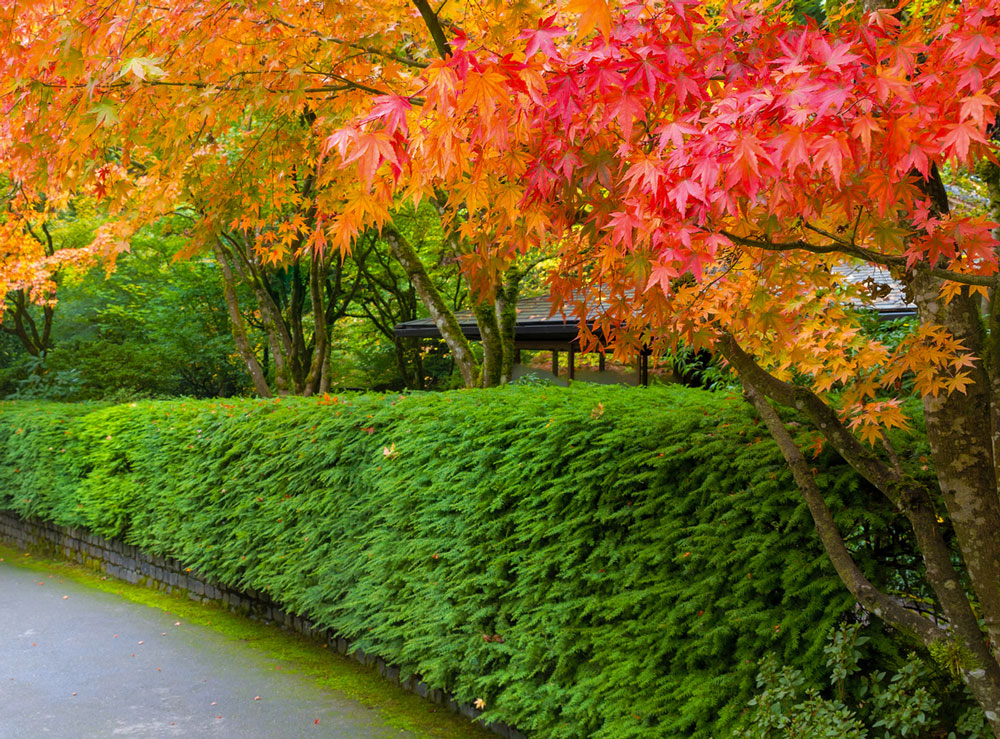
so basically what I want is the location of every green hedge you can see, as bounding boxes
[0,386,912,737]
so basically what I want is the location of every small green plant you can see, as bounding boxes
[737,624,988,738]
[511,370,553,386]
[738,654,867,738]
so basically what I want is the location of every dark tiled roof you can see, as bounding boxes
[833,263,914,318]
[394,294,586,341]
[395,264,915,341]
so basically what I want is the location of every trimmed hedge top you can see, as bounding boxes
[0,386,908,737]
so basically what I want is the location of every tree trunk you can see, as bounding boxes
[221,235,297,395]
[212,242,271,397]
[497,266,522,385]
[383,226,480,387]
[304,252,329,396]
[474,297,502,387]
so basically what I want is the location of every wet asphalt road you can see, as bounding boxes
[0,562,416,738]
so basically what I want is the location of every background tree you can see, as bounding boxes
[1,217,254,399]
[0,185,102,365]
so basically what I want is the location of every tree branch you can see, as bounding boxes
[719,230,998,288]
[412,0,452,59]
[740,378,948,645]
[717,333,904,501]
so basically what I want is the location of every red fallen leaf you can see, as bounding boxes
[72,692,77,696]
[157,668,161,672]
[314,719,320,725]
[131,653,135,657]
[217,715,222,719]
[114,635,118,638]
[254,696,261,701]
[31,643,37,647]
[137,641,143,645]
[211,702,216,706]
[62,595,68,600]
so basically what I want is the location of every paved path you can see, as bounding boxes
[0,562,418,738]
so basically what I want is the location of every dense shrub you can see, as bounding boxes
[0,386,933,737]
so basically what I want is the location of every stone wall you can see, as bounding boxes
[0,510,524,739]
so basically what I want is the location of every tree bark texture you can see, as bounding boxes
[212,242,272,397]
[383,226,480,387]
[497,265,522,385]
[474,298,502,387]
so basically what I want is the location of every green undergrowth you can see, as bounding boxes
[0,543,488,738]
[0,385,930,737]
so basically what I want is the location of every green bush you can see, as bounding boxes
[0,386,934,737]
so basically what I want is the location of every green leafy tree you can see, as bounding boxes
[31,219,253,399]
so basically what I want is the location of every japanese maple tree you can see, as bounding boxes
[0,0,551,392]
[330,0,1000,729]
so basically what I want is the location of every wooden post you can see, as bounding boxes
[515,348,522,364]
[641,351,649,386]
[568,345,575,381]
[599,352,605,372]
[551,350,559,378]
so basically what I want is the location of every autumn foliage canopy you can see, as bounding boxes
[333,0,1000,439]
